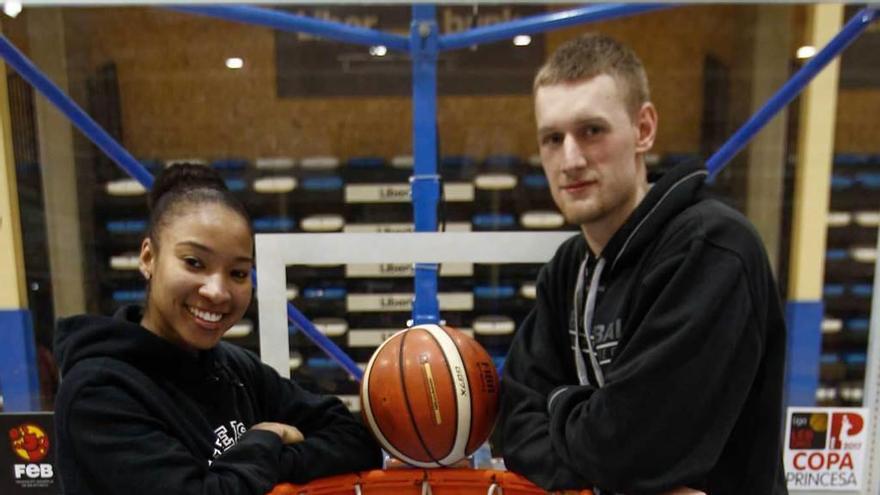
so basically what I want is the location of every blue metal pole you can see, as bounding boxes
[0,34,362,381]
[0,310,39,411]
[244,272,362,380]
[0,35,153,189]
[706,6,879,179]
[171,5,409,53]
[287,304,363,381]
[410,5,441,325]
[438,3,673,51]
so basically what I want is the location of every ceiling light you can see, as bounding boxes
[225,57,244,70]
[369,45,388,57]
[4,1,22,18]
[513,35,532,47]
[796,45,816,59]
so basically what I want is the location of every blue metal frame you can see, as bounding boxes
[410,5,441,325]
[0,32,363,381]
[1,3,875,389]
[173,5,409,53]
[0,36,153,189]
[707,6,879,178]
[438,3,673,51]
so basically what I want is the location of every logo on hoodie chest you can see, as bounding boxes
[590,318,622,365]
[210,420,247,461]
[570,316,622,368]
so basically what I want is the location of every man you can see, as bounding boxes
[499,33,788,494]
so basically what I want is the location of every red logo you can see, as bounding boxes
[830,412,864,449]
[8,424,50,462]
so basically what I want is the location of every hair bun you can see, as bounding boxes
[149,163,227,210]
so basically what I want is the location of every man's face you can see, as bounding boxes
[535,74,655,240]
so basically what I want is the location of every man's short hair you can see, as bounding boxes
[534,33,650,117]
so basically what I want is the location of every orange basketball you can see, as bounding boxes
[360,324,500,468]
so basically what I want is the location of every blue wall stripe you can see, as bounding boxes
[0,309,40,411]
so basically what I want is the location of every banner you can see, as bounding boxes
[0,412,59,495]
[275,5,546,97]
[784,407,870,490]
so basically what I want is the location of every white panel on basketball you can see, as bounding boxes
[416,324,472,466]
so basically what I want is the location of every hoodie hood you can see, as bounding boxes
[55,305,217,379]
[602,159,708,273]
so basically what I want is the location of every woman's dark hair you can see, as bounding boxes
[147,163,252,249]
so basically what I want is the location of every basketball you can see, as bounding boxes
[360,324,500,468]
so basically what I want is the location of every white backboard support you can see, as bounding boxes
[255,231,575,377]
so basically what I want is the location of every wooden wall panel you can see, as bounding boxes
[36,5,877,160]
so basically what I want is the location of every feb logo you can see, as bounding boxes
[9,424,50,462]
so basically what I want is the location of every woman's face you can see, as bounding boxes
[139,202,253,351]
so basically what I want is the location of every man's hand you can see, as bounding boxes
[251,422,304,445]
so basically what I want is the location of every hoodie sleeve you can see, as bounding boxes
[252,358,384,483]
[499,259,593,490]
[60,381,285,495]
[544,233,765,492]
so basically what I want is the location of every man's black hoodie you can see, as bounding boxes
[499,161,788,494]
[54,306,382,495]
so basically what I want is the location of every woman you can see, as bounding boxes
[54,164,382,495]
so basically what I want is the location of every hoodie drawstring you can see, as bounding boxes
[572,256,607,388]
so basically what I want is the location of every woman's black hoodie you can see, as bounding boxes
[54,305,382,495]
